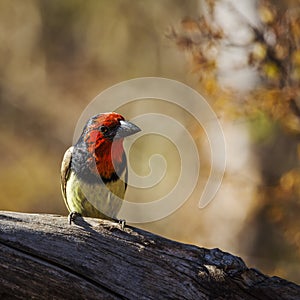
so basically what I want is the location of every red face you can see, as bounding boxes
[83,112,127,179]
[79,112,140,179]
[83,112,125,145]
[91,113,125,131]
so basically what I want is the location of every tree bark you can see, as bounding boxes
[0,211,299,299]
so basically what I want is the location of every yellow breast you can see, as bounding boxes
[65,171,126,220]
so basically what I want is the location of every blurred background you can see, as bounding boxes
[1,0,300,284]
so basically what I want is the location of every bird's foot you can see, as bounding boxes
[118,219,126,230]
[111,218,126,230]
[68,212,81,225]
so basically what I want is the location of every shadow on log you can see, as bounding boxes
[0,211,299,299]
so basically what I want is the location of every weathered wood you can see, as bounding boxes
[0,211,299,299]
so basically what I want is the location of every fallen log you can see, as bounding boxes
[0,211,299,299]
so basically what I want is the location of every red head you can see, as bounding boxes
[81,112,140,179]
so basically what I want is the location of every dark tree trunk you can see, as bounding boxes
[0,211,299,299]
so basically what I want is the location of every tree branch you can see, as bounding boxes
[0,211,299,299]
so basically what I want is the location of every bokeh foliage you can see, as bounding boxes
[171,0,300,283]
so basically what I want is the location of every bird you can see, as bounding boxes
[61,112,141,226]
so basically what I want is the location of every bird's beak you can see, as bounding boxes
[115,120,141,139]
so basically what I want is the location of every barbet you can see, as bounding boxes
[61,112,141,225]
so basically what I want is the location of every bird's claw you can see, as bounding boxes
[68,212,81,225]
[118,219,126,230]
[111,217,126,229]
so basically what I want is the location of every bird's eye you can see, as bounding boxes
[100,126,108,134]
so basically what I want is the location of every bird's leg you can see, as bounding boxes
[68,211,82,225]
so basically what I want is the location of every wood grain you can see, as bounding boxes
[0,211,299,299]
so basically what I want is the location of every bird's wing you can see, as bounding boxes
[60,146,74,212]
[123,152,128,191]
